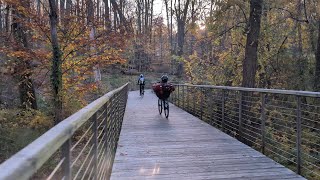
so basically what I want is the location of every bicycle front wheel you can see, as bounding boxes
[163,99,169,118]
[158,99,162,115]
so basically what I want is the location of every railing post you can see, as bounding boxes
[187,86,190,111]
[238,91,243,139]
[200,88,204,120]
[296,96,302,175]
[62,139,71,180]
[104,101,109,175]
[222,90,225,131]
[178,85,180,107]
[182,85,185,109]
[92,113,98,180]
[193,87,196,114]
[211,89,216,126]
[261,93,266,154]
[106,96,114,176]
[172,87,175,103]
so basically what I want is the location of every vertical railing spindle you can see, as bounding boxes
[222,90,225,131]
[238,91,243,140]
[296,96,302,175]
[62,139,71,180]
[200,88,204,120]
[193,87,196,114]
[261,93,266,154]
[92,113,98,180]
[104,101,109,176]
[187,86,190,111]
[182,85,185,109]
[211,89,216,126]
[178,86,180,107]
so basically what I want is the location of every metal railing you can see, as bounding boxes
[0,83,129,180]
[170,84,320,180]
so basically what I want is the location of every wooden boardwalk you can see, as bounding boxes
[111,90,305,180]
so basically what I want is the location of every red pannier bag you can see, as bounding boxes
[152,83,175,100]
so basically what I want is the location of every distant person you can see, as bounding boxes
[137,74,145,95]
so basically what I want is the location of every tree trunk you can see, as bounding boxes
[170,0,173,54]
[0,0,2,30]
[149,0,154,44]
[60,0,65,22]
[97,0,100,22]
[76,0,79,16]
[113,3,117,29]
[145,0,148,34]
[87,0,94,24]
[66,0,72,16]
[37,0,41,15]
[49,0,63,124]
[241,0,263,88]
[104,0,111,30]
[87,0,101,83]
[137,0,142,34]
[190,0,196,55]
[12,1,37,110]
[175,0,191,56]
[5,5,10,33]
[315,20,320,91]
[177,19,185,56]
[164,0,170,48]
[296,0,305,90]
[110,0,131,32]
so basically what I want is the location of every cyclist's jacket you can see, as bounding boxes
[138,77,145,85]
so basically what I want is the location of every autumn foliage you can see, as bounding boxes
[0,0,129,112]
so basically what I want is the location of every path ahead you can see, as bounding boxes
[111,90,304,180]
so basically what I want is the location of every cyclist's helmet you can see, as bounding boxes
[161,75,168,83]
[140,74,143,78]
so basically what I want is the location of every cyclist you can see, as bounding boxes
[137,74,145,95]
[160,75,171,99]
[152,75,174,118]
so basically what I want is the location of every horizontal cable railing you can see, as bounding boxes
[0,83,129,180]
[170,84,320,180]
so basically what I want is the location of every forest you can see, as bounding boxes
[0,0,319,179]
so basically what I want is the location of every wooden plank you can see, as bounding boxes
[111,90,305,180]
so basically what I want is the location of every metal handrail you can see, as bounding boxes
[0,83,129,180]
[170,84,320,180]
[174,84,320,97]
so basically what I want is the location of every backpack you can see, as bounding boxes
[139,77,145,85]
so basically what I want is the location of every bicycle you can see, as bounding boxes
[139,84,145,96]
[158,98,169,118]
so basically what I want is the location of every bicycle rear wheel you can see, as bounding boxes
[163,99,169,118]
[158,99,162,114]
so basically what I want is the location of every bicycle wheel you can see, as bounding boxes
[140,85,142,96]
[163,99,169,118]
[158,99,162,115]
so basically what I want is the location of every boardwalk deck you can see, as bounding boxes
[111,90,305,180]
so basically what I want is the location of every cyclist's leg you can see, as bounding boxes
[164,99,169,118]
